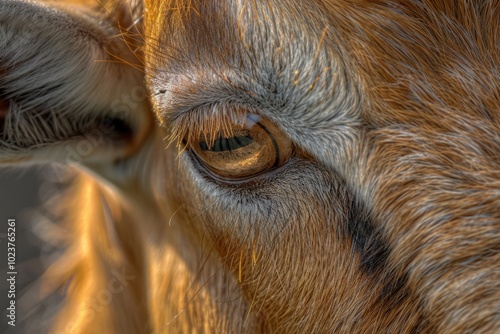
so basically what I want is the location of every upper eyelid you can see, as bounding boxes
[152,65,275,124]
[166,102,260,146]
[153,73,280,145]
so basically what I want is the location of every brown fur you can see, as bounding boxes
[1,0,499,333]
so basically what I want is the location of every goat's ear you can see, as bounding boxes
[0,0,151,166]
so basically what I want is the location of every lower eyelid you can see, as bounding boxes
[185,148,297,186]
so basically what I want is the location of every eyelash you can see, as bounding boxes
[167,104,250,148]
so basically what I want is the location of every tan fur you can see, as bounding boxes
[1,0,498,333]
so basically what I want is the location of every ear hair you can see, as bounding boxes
[0,0,147,163]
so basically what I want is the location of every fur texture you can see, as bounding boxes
[0,0,499,333]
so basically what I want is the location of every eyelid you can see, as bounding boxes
[167,103,259,148]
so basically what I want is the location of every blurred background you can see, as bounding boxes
[0,168,58,333]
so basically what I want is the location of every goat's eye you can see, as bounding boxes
[187,114,293,180]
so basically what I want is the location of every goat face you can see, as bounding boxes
[1,0,499,333]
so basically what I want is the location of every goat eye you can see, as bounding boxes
[188,114,293,180]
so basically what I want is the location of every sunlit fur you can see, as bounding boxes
[0,0,499,333]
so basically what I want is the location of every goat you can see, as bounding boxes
[0,0,499,333]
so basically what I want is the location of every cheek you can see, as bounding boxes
[175,151,350,251]
[173,151,379,327]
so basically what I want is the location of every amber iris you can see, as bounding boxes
[189,115,292,180]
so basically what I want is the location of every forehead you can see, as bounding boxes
[143,0,498,170]
[144,0,362,162]
[143,0,335,63]
[144,0,351,106]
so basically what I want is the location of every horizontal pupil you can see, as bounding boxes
[200,135,253,152]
